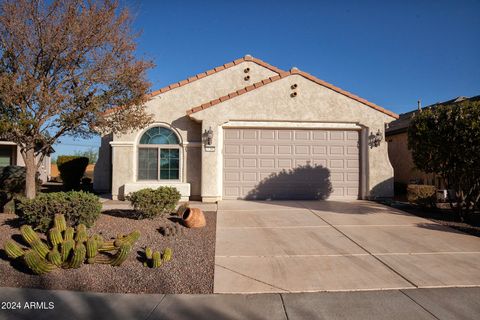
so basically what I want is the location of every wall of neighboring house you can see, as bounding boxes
[386,132,440,187]
[0,142,51,183]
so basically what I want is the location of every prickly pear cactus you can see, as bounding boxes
[2,214,141,274]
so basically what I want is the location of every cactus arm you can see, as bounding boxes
[24,250,57,274]
[4,240,25,259]
[54,214,67,232]
[20,225,41,245]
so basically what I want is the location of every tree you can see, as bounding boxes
[0,0,153,198]
[408,99,480,221]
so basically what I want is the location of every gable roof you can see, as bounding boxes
[102,55,284,116]
[186,68,399,119]
[386,95,480,135]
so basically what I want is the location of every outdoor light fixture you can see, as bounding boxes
[369,129,383,148]
[205,127,214,145]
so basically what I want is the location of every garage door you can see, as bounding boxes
[223,128,359,200]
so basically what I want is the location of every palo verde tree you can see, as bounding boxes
[408,98,480,221]
[0,0,153,198]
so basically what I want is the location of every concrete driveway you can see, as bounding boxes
[214,200,480,293]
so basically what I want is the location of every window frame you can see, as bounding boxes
[137,126,182,182]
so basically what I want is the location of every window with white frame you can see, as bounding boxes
[138,126,180,180]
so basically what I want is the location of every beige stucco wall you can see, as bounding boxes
[189,74,396,200]
[387,132,438,186]
[104,61,279,199]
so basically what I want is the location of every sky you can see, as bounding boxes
[53,0,480,157]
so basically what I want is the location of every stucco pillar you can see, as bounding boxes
[110,142,134,200]
[200,121,222,202]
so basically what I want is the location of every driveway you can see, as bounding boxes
[214,200,480,293]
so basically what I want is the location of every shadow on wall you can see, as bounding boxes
[369,177,394,199]
[245,164,333,200]
[93,133,112,193]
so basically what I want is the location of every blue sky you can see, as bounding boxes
[53,0,480,157]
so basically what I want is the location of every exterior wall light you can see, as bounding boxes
[204,127,214,146]
[368,129,383,148]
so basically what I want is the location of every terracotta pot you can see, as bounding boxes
[182,207,206,228]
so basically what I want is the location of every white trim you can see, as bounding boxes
[222,121,362,130]
[110,141,134,146]
[0,141,17,146]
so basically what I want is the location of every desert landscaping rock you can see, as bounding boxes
[0,211,216,294]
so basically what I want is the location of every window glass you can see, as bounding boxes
[140,127,179,144]
[138,148,158,180]
[160,148,179,179]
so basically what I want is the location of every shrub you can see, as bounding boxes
[0,166,41,212]
[407,184,436,208]
[57,156,89,190]
[17,191,101,232]
[126,187,181,219]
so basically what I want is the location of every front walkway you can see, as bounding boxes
[1,286,479,320]
[214,200,480,293]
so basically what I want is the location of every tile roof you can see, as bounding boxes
[102,55,283,115]
[186,68,399,119]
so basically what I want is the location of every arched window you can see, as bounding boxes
[138,126,180,180]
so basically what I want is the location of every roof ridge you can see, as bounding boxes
[187,69,399,119]
[102,55,284,116]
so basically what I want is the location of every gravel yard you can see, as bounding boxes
[0,211,216,294]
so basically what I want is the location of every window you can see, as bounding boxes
[138,126,181,180]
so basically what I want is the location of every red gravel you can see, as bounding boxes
[0,211,216,294]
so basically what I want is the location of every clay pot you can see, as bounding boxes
[182,207,206,228]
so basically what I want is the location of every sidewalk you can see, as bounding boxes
[0,287,478,320]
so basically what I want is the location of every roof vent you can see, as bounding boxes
[291,67,299,72]
[244,54,253,59]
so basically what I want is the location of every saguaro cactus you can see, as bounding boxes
[3,214,140,274]
[48,227,63,246]
[54,214,67,232]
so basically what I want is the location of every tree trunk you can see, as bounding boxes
[24,148,37,199]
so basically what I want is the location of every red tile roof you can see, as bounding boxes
[102,55,283,115]
[186,68,399,119]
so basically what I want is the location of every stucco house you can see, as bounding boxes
[0,141,51,183]
[386,95,479,192]
[94,55,398,202]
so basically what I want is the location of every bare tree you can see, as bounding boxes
[0,0,153,198]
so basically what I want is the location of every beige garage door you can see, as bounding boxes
[223,128,359,200]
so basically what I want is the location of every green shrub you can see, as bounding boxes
[407,184,436,208]
[57,156,89,190]
[126,187,181,219]
[17,191,101,232]
[0,166,41,212]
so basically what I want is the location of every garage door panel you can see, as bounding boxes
[223,128,359,200]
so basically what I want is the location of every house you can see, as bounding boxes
[385,95,479,191]
[0,141,51,183]
[94,55,398,202]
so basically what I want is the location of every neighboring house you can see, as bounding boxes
[94,55,398,202]
[385,95,479,190]
[0,141,51,183]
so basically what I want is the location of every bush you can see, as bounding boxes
[407,184,436,208]
[57,156,89,190]
[17,191,101,232]
[0,166,41,212]
[394,182,407,195]
[126,187,181,219]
